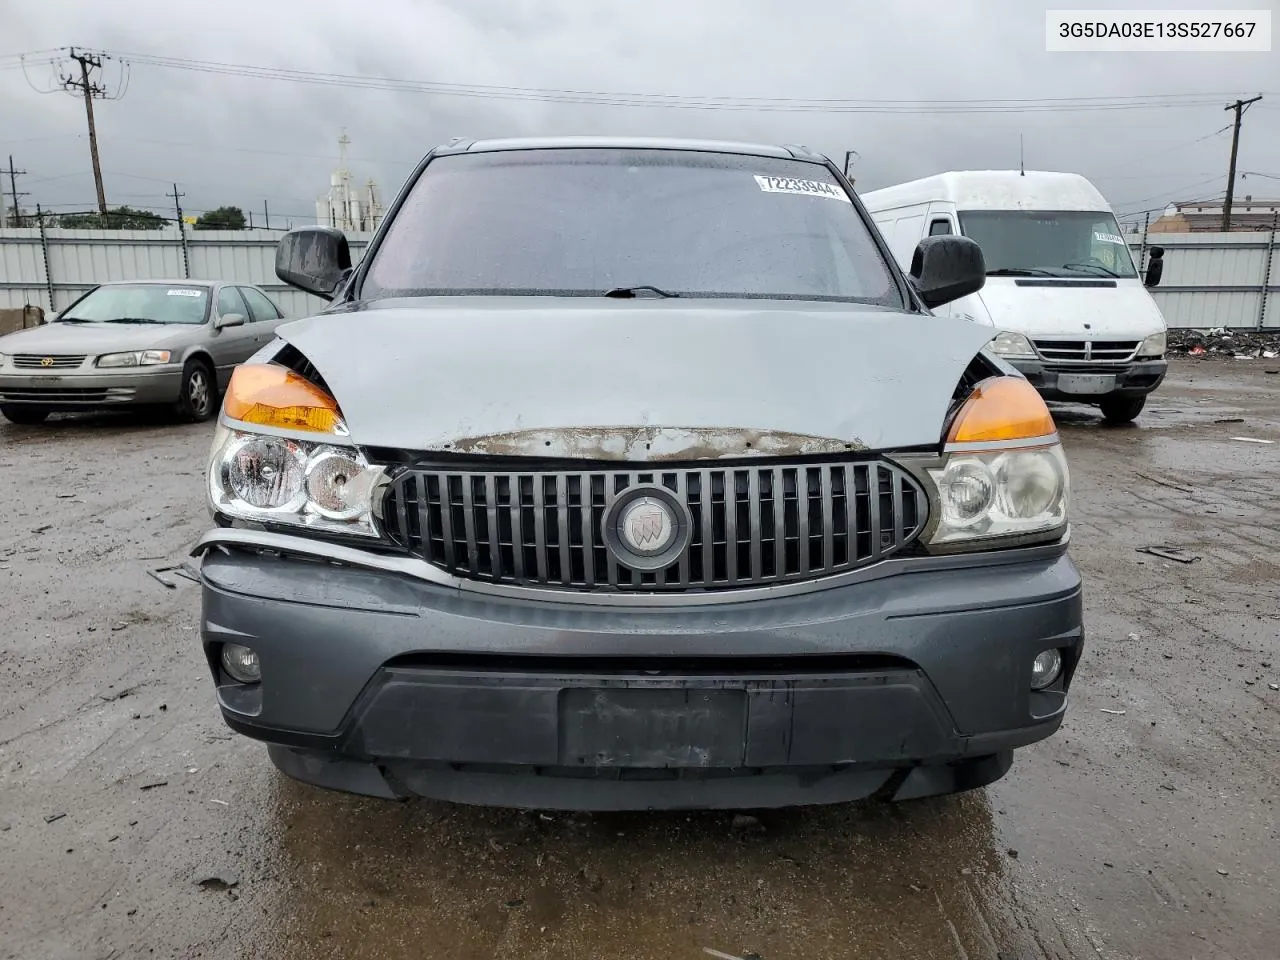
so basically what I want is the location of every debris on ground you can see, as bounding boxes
[1230,437,1275,444]
[196,875,239,892]
[139,779,168,791]
[1138,546,1200,564]
[1168,329,1280,359]
[731,813,765,834]
[1269,683,1279,692]
[43,812,67,824]
[1214,417,1246,424]
[1101,709,1127,716]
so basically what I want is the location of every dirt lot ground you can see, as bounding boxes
[1,358,1277,960]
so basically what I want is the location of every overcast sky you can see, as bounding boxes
[3,0,1278,227]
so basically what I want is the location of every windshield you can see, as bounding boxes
[361,149,899,305]
[59,284,211,324]
[957,210,1138,279]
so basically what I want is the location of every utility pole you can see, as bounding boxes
[61,48,111,214]
[1223,95,1263,231]
[3,155,28,227]
[169,183,190,278]
[263,199,270,230]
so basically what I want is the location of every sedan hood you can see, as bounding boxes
[276,298,994,459]
[0,321,200,354]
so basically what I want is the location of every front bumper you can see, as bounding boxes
[197,533,1083,810]
[0,368,183,408]
[1008,357,1167,402]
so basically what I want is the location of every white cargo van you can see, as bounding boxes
[862,171,1168,423]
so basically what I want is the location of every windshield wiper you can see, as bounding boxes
[603,285,680,299]
[104,317,168,324]
[1062,262,1120,278]
[55,317,95,323]
[985,267,1058,278]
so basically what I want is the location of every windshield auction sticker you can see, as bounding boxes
[754,176,851,203]
[167,289,203,297]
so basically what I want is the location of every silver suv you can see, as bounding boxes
[193,138,1083,810]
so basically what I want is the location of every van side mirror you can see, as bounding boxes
[276,226,352,299]
[909,235,986,309]
[1144,246,1164,288]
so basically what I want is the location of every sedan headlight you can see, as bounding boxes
[1137,331,1166,358]
[987,331,1037,359]
[208,424,384,537]
[96,350,172,368]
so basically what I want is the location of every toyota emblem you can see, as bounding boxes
[40,356,54,367]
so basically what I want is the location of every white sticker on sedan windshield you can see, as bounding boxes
[754,175,851,203]
[1094,231,1125,245]
[167,288,202,297]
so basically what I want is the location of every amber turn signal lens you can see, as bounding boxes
[223,364,343,433]
[946,376,1056,444]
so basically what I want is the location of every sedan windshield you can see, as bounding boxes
[957,210,1138,279]
[59,285,211,324]
[361,149,899,305]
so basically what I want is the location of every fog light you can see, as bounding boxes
[1031,648,1063,689]
[221,643,261,683]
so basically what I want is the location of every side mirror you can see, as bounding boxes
[276,226,352,299]
[216,312,246,329]
[1144,246,1164,288]
[909,235,986,309]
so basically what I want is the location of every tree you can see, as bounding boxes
[58,206,165,230]
[194,206,247,230]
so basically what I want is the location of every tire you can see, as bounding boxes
[0,405,50,425]
[1099,394,1146,424]
[176,358,217,422]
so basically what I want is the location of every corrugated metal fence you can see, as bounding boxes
[1,222,1277,329]
[0,225,372,318]
[1129,229,1280,329]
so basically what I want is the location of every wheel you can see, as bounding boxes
[0,405,50,425]
[176,359,217,422]
[1099,394,1146,424]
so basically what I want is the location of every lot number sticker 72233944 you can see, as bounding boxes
[754,175,851,203]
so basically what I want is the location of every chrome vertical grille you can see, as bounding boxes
[381,459,927,592]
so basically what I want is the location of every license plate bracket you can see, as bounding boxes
[560,687,747,767]
[1057,372,1116,395]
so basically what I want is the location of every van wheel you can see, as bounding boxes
[1,405,50,425]
[176,359,217,422]
[1099,394,1146,424]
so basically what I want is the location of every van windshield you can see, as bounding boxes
[957,210,1138,279]
[361,149,900,305]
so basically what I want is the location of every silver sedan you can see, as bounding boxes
[0,280,288,424]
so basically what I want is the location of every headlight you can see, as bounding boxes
[927,444,1069,546]
[912,375,1069,550]
[208,424,384,537]
[988,331,1037,359]
[1137,331,1166,358]
[96,350,172,368]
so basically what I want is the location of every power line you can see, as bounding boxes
[90,49,1268,114]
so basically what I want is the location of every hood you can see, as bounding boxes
[977,278,1167,339]
[276,298,994,459]
[0,321,202,354]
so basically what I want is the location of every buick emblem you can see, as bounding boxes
[620,498,674,554]
[601,486,692,572]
